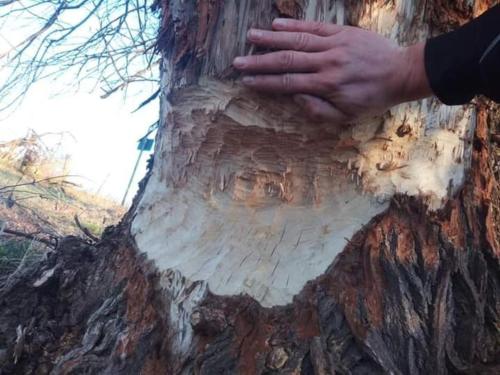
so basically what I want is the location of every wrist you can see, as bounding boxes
[395,42,433,104]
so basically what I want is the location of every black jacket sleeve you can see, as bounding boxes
[424,5,500,105]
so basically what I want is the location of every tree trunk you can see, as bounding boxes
[1,1,499,374]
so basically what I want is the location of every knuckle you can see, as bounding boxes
[326,53,349,69]
[295,32,310,50]
[326,72,339,84]
[311,21,325,34]
[335,51,350,65]
[311,75,332,93]
[251,55,262,67]
[324,50,336,63]
[280,51,295,68]
[267,34,277,48]
[325,77,340,91]
[281,73,292,90]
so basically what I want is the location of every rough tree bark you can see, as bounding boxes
[1,1,499,374]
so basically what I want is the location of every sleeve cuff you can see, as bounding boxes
[424,29,479,105]
[424,5,500,105]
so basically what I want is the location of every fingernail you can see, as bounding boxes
[233,57,245,68]
[247,29,263,40]
[242,76,255,85]
[273,18,288,28]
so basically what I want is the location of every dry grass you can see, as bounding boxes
[0,133,126,280]
[0,159,125,238]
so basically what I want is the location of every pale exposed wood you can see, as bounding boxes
[133,0,475,309]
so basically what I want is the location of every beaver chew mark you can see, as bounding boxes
[132,80,475,307]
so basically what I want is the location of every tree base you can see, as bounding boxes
[1,105,498,373]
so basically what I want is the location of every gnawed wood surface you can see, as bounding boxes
[1,1,499,374]
[134,0,482,309]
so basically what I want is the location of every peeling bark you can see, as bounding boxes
[1,1,499,374]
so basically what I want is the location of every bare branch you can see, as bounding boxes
[0,175,80,191]
[0,0,160,109]
[74,215,99,242]
[1,228,57,248]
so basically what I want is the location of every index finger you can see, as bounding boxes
[272,18,343,37]
[247,29,331,52]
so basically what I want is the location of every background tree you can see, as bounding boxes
[0,0,159,111]
[1,1,499,374]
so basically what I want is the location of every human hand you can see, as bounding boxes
[233,19,431,123]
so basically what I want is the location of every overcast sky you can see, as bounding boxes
[0,0,160,205]
[0,82,158,205]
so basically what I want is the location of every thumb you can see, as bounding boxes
[293,94,349,124]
